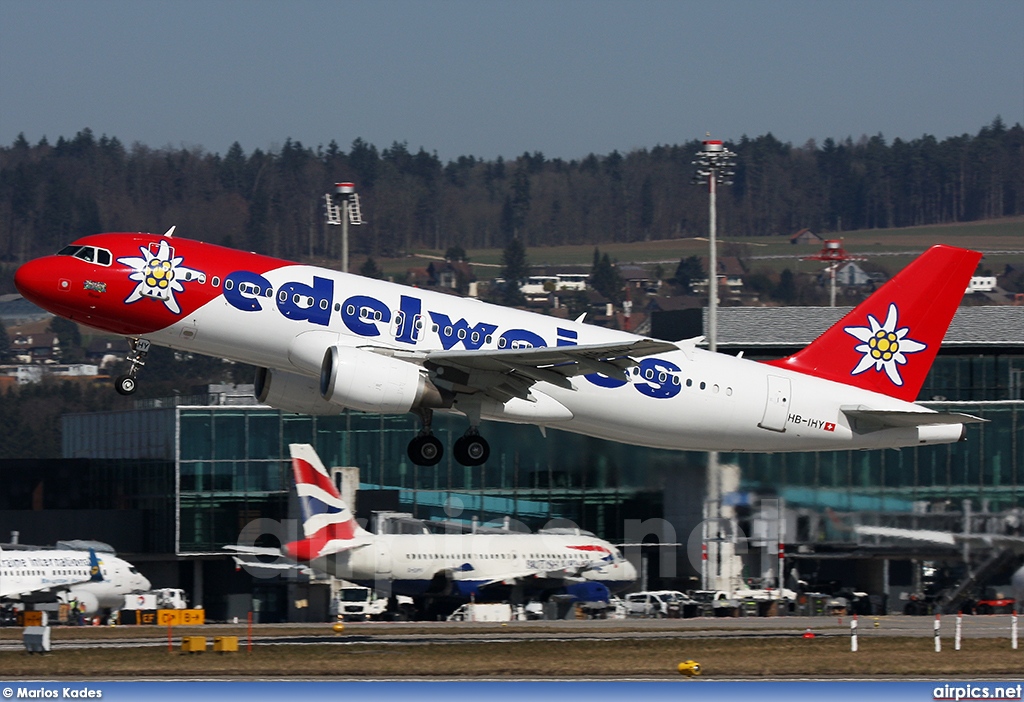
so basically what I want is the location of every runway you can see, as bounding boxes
[1,613,1018,651]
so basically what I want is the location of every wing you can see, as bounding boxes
[457,561,608,588]
[1,575,95,600]
[389,338,685,405]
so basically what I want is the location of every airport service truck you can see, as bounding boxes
[446,603,513,622]
[332,586,414,621]
[333,586,388,621]
[123,588,188,611]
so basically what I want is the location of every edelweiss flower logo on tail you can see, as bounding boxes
[117,240,205,314]
[844,303,926,386]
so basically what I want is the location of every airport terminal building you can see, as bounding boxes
[1,306,1021,620]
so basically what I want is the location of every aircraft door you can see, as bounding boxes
[758,375,791,432]
[375,540,392,580]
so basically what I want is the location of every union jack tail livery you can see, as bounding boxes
[285,443,371,562]
[767,245,981,402]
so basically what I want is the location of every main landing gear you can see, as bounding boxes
[114,338,150,396]
[406,409,490,467]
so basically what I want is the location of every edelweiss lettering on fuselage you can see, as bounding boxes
[219,268,683,399]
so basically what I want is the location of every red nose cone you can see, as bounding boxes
[14,257,64,311]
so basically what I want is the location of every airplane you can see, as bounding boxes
[14,229,983,466]
[230,443,637,611]
[0,544,151,615]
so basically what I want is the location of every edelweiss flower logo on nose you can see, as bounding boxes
[118,240,205,314]
[844,303,926,386]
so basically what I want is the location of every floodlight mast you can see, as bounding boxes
[692,137,736,353]
[325,182,364,273]
[693,136,737,593]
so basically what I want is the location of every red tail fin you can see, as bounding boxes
[765,245,980,402]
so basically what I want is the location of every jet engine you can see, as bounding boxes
[320,346,447,414]
[254,367,341,416]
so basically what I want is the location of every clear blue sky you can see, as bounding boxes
[2,0,1022,162]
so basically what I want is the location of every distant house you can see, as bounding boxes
[406,267,432,287]
[690,256,745,298]
[790,228,822,245]
[618,265,660,293]
[405,261,475,291]
[11,331,60,364]
[86,338,131,368]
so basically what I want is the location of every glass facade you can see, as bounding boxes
[173,407,674,552]
[211,393,1013,549]
[62,353,1023,556]
[734,402,1024,513]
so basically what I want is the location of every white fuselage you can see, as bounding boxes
[141,264,957,452]
[310,531,636,597]
[0,549,150,610]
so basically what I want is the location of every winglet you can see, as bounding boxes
[766,245,980,401]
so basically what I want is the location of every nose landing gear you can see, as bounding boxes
[114,338,150,396]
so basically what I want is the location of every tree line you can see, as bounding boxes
[0,118,1021,284]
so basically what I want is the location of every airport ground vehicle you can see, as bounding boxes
[333,586,388,621]
[331,586,414,620]
[690,590,740,616]
[122,588,188,610]
[447,603,513,622]
[624,591,692,618]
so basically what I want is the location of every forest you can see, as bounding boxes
[1,118,1022,458]
[1,117,1022,286]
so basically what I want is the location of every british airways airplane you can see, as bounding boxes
[231,444,635,606]
[14,229,982,465]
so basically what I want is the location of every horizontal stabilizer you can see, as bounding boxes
[314,537,373,558]
[854,525,957,545]
[224,544,283,557]
[841,406,986,429]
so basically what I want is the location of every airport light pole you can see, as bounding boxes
[325,182,364,273]
[692,136,736,352]
[693,136,736,592]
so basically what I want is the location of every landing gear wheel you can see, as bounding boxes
[115,374,137,396]
[453,434,490,466]
[115,337,150,397]
[408,434,443,466]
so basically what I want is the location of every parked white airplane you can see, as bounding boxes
[231,444,636,606]
[14,231,983,465]
[0,545,150,614]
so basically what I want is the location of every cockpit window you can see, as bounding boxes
[56,245,112,267]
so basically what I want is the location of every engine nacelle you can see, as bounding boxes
[255,367,341,416]
[320,346,445,414]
